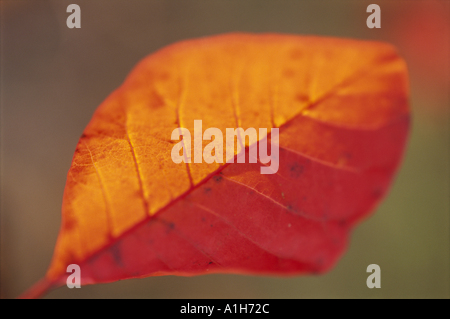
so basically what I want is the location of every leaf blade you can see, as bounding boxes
[41,33,409,289]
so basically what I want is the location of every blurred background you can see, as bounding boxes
[1,0,448,298]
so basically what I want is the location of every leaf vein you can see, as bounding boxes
[125,124,151,215]
[83,141,114,239]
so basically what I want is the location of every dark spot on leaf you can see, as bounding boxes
[87,251,101,265]
[93,128,108,136]
[373,187,383,199]
[286,204,298,213]
[148,89,165,109]
[204,187,212,194]
[289,162,304,178]
[286,204,305,216]
[110,245,124,268]
[213,175,223,183]
[163,221,175,234]
[341,151,352,159]
[295,94,309,103]
[209,261,213,265]
[64,215,77,231]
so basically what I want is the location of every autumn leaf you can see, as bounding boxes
[21,33,409,298]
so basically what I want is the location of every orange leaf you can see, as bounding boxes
[21,33,409,298]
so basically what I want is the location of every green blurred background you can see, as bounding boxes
[1,0,448,298]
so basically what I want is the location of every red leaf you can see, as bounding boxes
[21,33,409,298]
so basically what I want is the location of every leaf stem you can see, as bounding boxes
[18,277,56,299]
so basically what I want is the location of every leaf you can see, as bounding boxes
[21,33,409,298]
